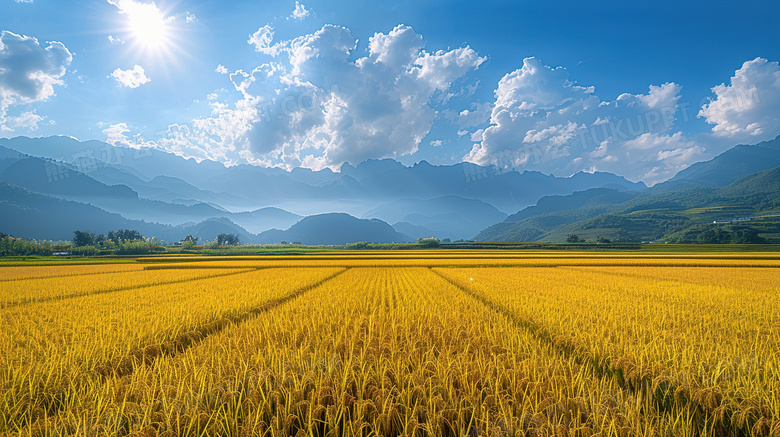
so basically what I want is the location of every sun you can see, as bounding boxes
[126,2,169,48]
[108,0,189,67]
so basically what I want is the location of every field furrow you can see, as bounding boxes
[0,268,255,307]
[2,253,777,437]
[0,267,345,433]
[432,266,780,436]
[32,267,705,436]
[0,263,143,282]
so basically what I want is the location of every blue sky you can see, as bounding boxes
[1,0,779,184]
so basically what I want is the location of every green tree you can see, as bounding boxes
[107,229,143,244]
[731,228,765,244]
[217,233,240,246]
[697,228,730,244]
[182,235,198,244]
[566,234,579,243]
[72,230,96,247]
[417,237,440,248]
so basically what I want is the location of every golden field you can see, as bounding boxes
[0,252,778,436]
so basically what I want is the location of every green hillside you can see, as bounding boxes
[476,167,780,243]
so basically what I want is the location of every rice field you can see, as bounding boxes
[0,251,778,436]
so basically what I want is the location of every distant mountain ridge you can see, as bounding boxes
[0,135,647,241]
[0,181,252,243]
[474,134,780,243]
[4,134,778,245]
[0,180,407,245]
[658,135,780,190]
[258,213,409,245]
[476,165,780,243]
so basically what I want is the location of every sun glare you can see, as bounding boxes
[127,3,168,48]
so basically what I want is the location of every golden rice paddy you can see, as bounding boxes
[0,251,778,436]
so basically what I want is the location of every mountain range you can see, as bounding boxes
[1,134,779,244]
[476,135,780,243]
[0,135,644,243]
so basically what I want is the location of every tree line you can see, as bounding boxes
[0,230,243,257]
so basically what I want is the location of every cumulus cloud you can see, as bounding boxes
[215,64,228,74]
[108,35,125,44]
[463,57,701,184]
[1,110,44,132]
[698,57,780,142]
[101,122,156,150]
[102,122,131,146]
[111,65,151,88]
[0,31,72,128]
[289,1,310,20]
[445,101,492,128]
[248,25,283,56]
[154,24,485,170]
[107,0,161,19]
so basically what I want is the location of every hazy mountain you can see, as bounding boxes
[5,133,779,245]
[474,188,640,242]
[502,188,636,222]
[0,157,138,200]
[0,145,23,160]
[659,134,780,189]
[92,171,253,207]
[0,181,166,241]
[0,155,307,237]
[341,159,645,212]
[0,136,647,215]
[391,222,442,241]
[475,135,780,243]
[230,207,303,234]
[175,217,254,244]
[192,164,322,205]
[0,180,261,243]
[363,196,507,240]
[0,157,229,223]
[257,213,409,245]
[1,181,139,241]
[0,135,227,187]
[476,166,780,243]
[398,213,483,241]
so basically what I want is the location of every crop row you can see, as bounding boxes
[30,267,705,436]
[432,266,780,436]
[0,267,344,433]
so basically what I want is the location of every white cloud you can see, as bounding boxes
[185,12,198,24]
[108,35,125,44]
[248,25,283,56]
[430,139,444,147]
[463,57,700,184]
[289,1,310,20]
[107,0,156,17]
[111,65,151,88]
[698,57,780,142]
[0,110,44,132]
[15,0,34,4]
[107,0,167,27]
[101,122,156,150]
[0,31,72,128]
[215,64,228,74]
[446,101,492,128]
[102,122,131,146]
[153,24,484,170]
